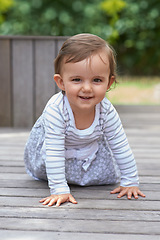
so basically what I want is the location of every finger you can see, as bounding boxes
[138,190,146,198]
[48,198,57,207]
[39,197,48,203]
[56,198,63,207]
[133,190,138,199]
[127,191,133,200]
[69,195,77,204]
[117,189,127,198]
[110,187,121,194]
[42,198,52,205]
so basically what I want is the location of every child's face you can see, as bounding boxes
[54,50,114,114]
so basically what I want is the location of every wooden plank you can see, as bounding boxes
[0,207,160,222]
[119,114,160,128]
[0,217,160,234]
[0,173,34,180]
[35,40,57,119]
[57,38,66,52]
[0,107,160,238]
[0,148,25,154]
[0,231,159,240]
[0,179,48,189]
[0,166,26,173]
[0,160,24,167]
[132,149,160,154]
[0,173,160,184]
[1,148,160,158]
[137,164,160,175]
[0,40,11,126]
[1,165,160,176]
[0,131,29,139]
[0,156,23,161]
[126,131,160,138]
[1,158,160,172]
[0,36,68,40]
[0,148,25,155]
[0,161,159,177]
[0,188,160,201]
[34,37,67,120]
[0,179,159,191]
[73,183,160,192]
[0,197,160,211]
[12,40,34,127]
[0,128,29,134]
[139,176,160,183]
[129,141,160,147]
[0,161,155,177]
[137,169,160,176]
[0,164,155,176]
[115,105,160,113]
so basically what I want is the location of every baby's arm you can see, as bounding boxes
[104,102,145,199]
[42,104,72,205]
[39,193,77,207]
[110,186,145,199]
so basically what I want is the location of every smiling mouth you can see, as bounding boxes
[79,96,93,100]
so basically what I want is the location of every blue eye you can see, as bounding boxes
[94,78,102,83]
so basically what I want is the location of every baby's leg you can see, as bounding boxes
[65,137,120,186]
[24,120,47,181]
[81,139,121,186]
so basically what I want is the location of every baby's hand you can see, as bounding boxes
[110,186,145,199]
[39,193,77,207]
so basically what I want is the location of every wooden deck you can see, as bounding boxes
[0,106,160,239]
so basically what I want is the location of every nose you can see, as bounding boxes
[82,82,92,92]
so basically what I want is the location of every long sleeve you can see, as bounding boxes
[43,104,70,195]
[103,101,139,187]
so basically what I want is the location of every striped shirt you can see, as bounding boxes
[42,92,139,195]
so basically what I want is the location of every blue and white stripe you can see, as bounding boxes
[42,92,138,194]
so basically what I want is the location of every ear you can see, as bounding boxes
[54,74,65,91]
[107,75,115,90]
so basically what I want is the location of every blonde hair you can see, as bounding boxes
[54,33,117,86]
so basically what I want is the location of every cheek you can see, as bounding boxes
[95,90,106,103]
[67,84,80,93]
[96,86,108,95]
[65,86,77,98]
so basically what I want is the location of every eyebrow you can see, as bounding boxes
[69,75,82,79]
[93,75,105,79]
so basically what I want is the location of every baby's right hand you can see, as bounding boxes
[39,193,77,207]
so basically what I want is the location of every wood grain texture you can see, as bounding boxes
[35,40,57,119]
[0,36,67,127]
[0,106,160,239]
[12,40,34,127]
[0,40,11,126]
[0,231,159,240]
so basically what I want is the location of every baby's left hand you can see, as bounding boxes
[110,186,145,199]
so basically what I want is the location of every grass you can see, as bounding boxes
[107,76,160,105]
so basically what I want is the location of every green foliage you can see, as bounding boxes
[0,0,103,36]
[100,0,126,43]
[0,0,160,75]
[114,0,160,75]
[100,0,126,16]
[0,0,14,12]
[0,0,14,24]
